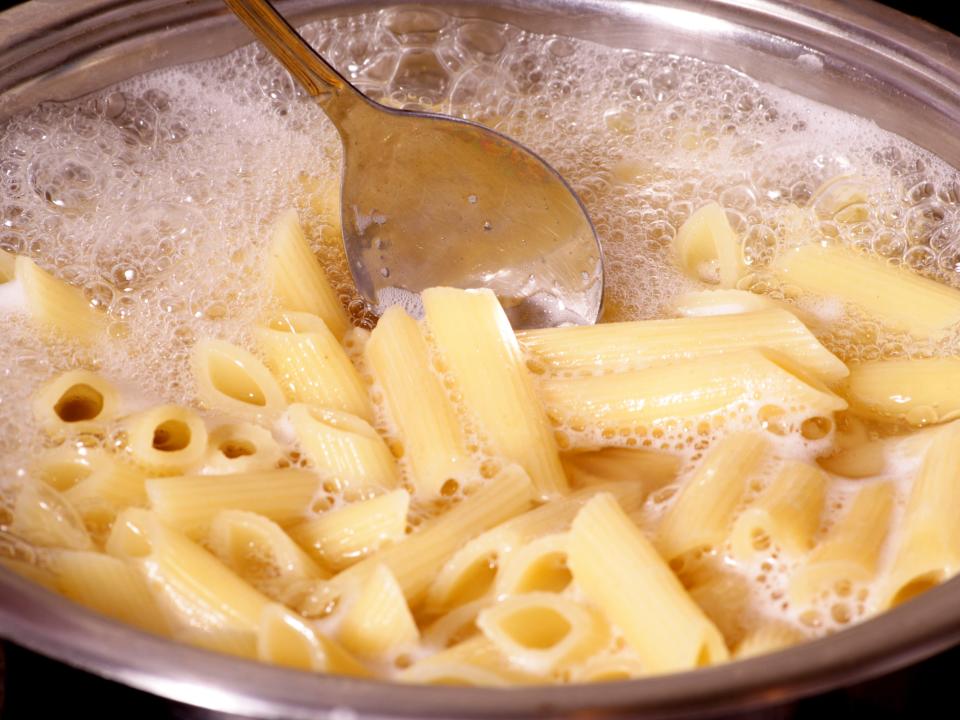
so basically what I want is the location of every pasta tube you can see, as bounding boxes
[656,433,769,560]
[16,256,106,342]
[773,244,960,337]
[289,489,409,571]
[729,461,827,560]
[258,603,369,676]
[338,564,419,660]
[256,311,372,421]
[789,481,895,604]
[10,481,93,551]
[422,287,567,498]
[32,370,120,435]
[191,339,286,422]
[568,493,729,673]
[146,469,319,539]
[540,349,846,432]
[203,422,284,475]
[366,306,474,497]
[267,208,349,339]
[673,202,742,287]
[287,404,398,491]
[881,422,960,608]
[518,308,846,385]
[844,358,960,427]
[0,247,14,282]
[124,404,208,476]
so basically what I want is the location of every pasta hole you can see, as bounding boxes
[208,352,266,406]
[499,606,571,650]
[54,384,104,423]
[152,420,192,452]
[219,439,256,459]
[445,554,497,608]
[891,573,943,607]
[440,479,459,497]
[801,416,833,440]
[515,552,572,594]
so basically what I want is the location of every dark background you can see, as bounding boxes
[0,0,959,718]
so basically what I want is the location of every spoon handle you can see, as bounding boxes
[222,0,352,99]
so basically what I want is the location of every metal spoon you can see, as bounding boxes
[223,0,603,328]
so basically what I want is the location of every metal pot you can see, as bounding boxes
[1,1,960,717]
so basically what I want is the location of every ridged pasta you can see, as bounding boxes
[256,311,372,420]
[16,255,106,342]
[844,358,960,427]
[338,564,420,660]
[257,603,369,676]
[191,338,286,422]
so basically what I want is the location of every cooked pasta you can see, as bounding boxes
[191,338,286,422]
[32,370,120,435]
[124,404,208,476]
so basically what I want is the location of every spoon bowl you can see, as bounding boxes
[224,0,604,328]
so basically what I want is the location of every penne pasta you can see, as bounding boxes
[32,370,120,435]
[844,358,960,427]
[673,202,742,287]
[257,603,369,676]
[656,432,769,560]
[338,564,420,660]
[773,244,960,337]
[10,481,93,551]
[0,247,14,282]
[519,308,846,384]
[422,287,567,498]
[735,622,807,660]
[286,404,398,492]
[53,550,170,635]
[147,469,319,539]
[124,404,208,476]
[881,422,960,608]
[289,489,409,571]
[256,311,372,421]
[398,635,539,686]
[560,447,680,490]
[568,493,729,673]
[267,208,349,340]
[191,339,286,423]
[366,306,474,498]
[203,422,284,475]
[729,461,827,560]
[540,349,846,434]
[15,256,106,342]
[789,481,895,604]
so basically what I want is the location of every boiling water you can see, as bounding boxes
[2,7,960,654]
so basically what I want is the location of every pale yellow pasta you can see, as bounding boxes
[673,202,742,287]
[735,622,807,660]
[53,550,170,635]
[881,422,960,608]
[146,469,319,539]
[560,447,680,491]
[207,510,328,599]
[656,433,769,560]
[287,403,398,492]
[0,247,14,282]
[495,533,572,596]
[773,244,960,337]
[520,309,846,385]
[15,255,106,342]
[789,481,895,604]
[124,404,208,476]
[568,493,729,673]
[338,564,419,660]
[844,358,960,427]
[107,508,269,634]
[256,311,372,421]
[289,489,409,571]
[477,592,606,675]
[687,569,753,648]
[569,649,647,682]
[424,482,646,614]
[32,369,120,435]
[10,481,93,551]
[257,603,369,676]
[299,465,534,614]
[398,635,539,686]
[366,306,474,497]
[422,287,567,498]
[729,461,827,560]
[0,557,59,591]
[203,422,284,475]
[267,208,349,340]
[191,338,286,422]
[671,289,824,332]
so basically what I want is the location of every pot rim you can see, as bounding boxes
[2,0,960,717]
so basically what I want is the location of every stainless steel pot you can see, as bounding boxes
[2,1,960,717]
